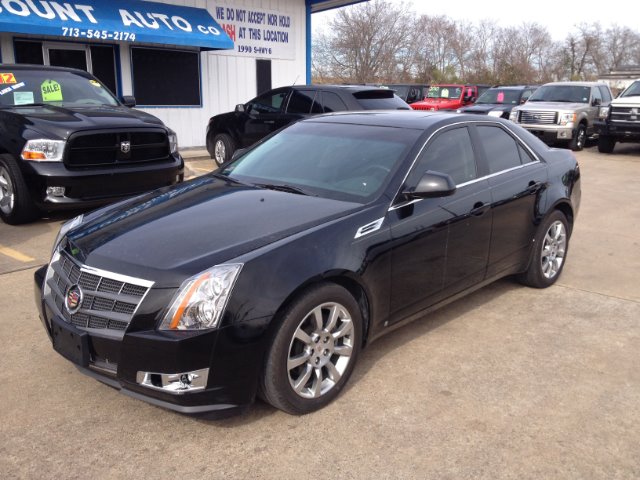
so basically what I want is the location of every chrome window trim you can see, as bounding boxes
[388,120,543,212]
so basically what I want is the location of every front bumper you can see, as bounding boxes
[21,155,184,211]
[518,124,575,143]
[34,265,264,417]
[594,119,640,139]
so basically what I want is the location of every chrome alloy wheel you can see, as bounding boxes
[287,302,355,399]
[214,140,226,165]
[0,165,14,215]
[576,127,586,149]
[541,220,567,279]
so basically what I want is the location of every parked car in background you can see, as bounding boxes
[509,81,613,151]
[36,111,580,417]
[594,79,640,153]
[457,85,538,118]
[206,85,411,166]
[0,64,183,225]
[382,84,430,104]
[411,84,490,111]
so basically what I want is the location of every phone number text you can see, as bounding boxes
[61,28,137,41]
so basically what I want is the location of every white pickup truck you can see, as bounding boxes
[594,79,640,153]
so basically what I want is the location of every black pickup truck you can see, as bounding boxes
[0,64,183,224]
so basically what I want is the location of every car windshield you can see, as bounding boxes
[427,86,462,99]
[476,89,521,104]
[528,85,590,103]
[221,121,421,203]
[0,69,119,107]
[620,81,640,98]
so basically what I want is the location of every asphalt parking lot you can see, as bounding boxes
[1,145,639,479]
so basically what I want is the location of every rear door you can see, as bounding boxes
[279,89,322,128]
[473,123,548,277]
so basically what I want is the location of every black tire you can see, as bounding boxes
[597,135,616,154]
[0,154,39,225]
[518,210,570,288]
[260,283,363,415]
[211,133,235,167]
[569,124,586,151]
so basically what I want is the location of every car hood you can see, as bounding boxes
[4,104,164,139]
[65,176,362,287]
[518,102,588,111]
[414,98,460,108]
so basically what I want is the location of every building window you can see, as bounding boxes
[131,47,201,107]
[14,40,44,65]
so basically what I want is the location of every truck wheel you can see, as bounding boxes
[0,154,39,225]
[597,136,616,154]
[260,283,363,415]
[211,133,235,167]
[569,124,586,151]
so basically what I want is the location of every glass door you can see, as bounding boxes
[43,43,91,72]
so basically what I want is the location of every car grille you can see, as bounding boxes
[65,129,170,168]
[518,110,558,125]
[411,104,433,111]
[43,249,153,339]
[611,106,640,124]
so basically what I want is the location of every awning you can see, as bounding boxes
[307,0,370,13]
[0,0,234,51]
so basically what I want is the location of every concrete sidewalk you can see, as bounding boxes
[180,147,214,178]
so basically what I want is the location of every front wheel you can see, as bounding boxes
[518,210,570,288]
[260,283,363,415]
[597,135,616,153]
[211,133,235,167]
[569,124,586,151]
[0,154,39,225]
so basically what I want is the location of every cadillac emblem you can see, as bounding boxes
[120,140,131,154]
[65,285,83,314]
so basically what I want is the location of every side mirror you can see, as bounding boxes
[235,104,245,113]
[403,171,456,199]
[121,96,136,107]
[592,98,601,107]
[231,147,247,161]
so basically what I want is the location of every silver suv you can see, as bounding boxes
[509,81,613,151]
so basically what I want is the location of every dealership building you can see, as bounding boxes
[0,0,365,148]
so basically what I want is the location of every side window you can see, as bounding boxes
[286,90,317,114]
[518,144,535,164]
[477,125,522,173]
[591,86,602,105]
[598,85,612,103]
[248,90,288,115]
[321,92,348,113]
[412,127,477,185]
[521,89,534,103]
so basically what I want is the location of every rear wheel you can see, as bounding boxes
[569,124,586,151]
[0,154,39,225]
[597,135,616,153]
[211,133,235,167]
[518,210,570,288]
[260,283,362,415]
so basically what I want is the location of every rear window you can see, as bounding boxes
[352,90,410,110]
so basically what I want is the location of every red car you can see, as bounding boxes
[411,84,489,111]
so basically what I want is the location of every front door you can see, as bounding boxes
[242,88,290,147]
[44,43,90,72]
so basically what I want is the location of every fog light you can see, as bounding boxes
[136,367,209,394]
[559,131,568,139]
[46,186,66,197]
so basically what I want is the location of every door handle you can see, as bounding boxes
[470,202,489,216]
[264,120,275,124]
[526,181,543,194]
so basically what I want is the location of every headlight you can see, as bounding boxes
[488,110,503,118]
[168,131,178,154]
[455,109,462,113]
[21,139,66,161]
[159,264,243,331]
[51,214,84,257]
[509,110,518,122]
[598,106,610,119]
[559,113,577,126]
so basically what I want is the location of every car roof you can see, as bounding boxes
[0,63,93,77]
[302,110,486,129]
[292,84,397,93]
[542,81,606,87]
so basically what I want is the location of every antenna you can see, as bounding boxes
[292,75,300,86]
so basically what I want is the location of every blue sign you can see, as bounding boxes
[0,0,234,50]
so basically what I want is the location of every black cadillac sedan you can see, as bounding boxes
[34,111,581,417]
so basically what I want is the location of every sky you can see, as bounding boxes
[312,0,639,42]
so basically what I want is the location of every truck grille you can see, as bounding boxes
[43,249,153,339]
[518,110,558,125]
[66,129,170,168]
[611,107,640,123]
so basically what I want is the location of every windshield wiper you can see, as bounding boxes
[255,183,312,196]
[0,102,48,108]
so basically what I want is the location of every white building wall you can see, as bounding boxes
[138,0,308,149]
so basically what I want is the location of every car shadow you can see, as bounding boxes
[197,277,523,426]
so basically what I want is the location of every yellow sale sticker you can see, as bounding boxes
[41,80,63,102]
[0,73,17,84]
